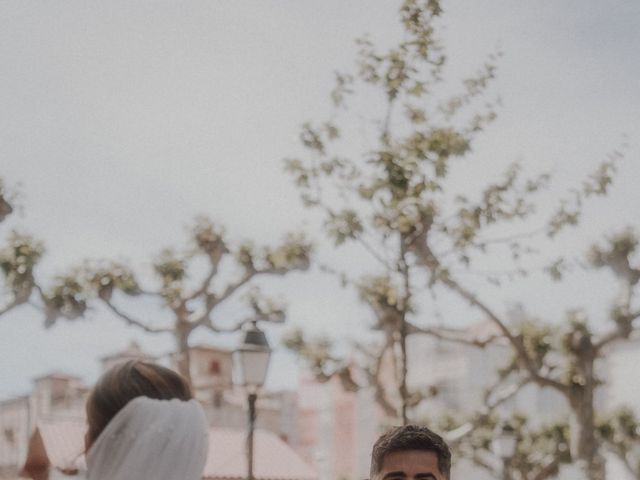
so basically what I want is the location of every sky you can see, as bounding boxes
[1,0,639,400]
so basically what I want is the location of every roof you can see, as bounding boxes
[100,340,156,362]
[22,420,86,477]
[32,372,82,382]
[0,393,29,406]
[188,344,233,354]
[23,421,316,480]
[204,429,316,480]
[37,421,87,471]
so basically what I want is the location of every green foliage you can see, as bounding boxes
[547,151,624,238]
[0,178,76,325]
[264,233,312,273]
[43,274,87,326]
[153,248,187,307]
[191,216,229,263]
[0,179,15,223]
[516,320,555,369]
[358,274,403,312]
[598,408,640,449]
[87,263,141,301]
[588,228,640,284]
[235,241,257,272]
[597,408,640,477]
[283,328,337,380]
[0,232,44,304]
[326,209,363,245]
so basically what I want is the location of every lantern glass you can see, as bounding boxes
[236,347,271,388]
[234,324,272,389]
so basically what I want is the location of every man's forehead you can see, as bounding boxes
[380,449,441,472]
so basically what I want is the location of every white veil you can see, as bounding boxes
[86,396,209,480]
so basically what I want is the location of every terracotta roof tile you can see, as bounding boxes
[37,420,87,471]
[203,429,316,480]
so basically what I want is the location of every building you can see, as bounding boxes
[0,341,301,479]
[296,371,375,480]
[0,373,87,478]
[174,344,298,442]
[19,421,315,480]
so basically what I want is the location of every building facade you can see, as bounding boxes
[0,341,298,479]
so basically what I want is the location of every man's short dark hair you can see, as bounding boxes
[370,425,451,480]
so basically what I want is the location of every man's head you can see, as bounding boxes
[370,425,451,480]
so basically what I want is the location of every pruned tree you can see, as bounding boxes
[0,178,102,326]
[0,179,46,318]
[53,216,312,381]
[435,413,571,480]
[283,1,638,479]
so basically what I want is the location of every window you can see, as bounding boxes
[4,427,15,444]
[209,360,221,375]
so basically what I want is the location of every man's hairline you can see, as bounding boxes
[372,448,445,480]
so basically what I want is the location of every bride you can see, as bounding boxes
[83,360,208,480]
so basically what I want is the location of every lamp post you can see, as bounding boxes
[234,321,272,480]
[493,423,517,480]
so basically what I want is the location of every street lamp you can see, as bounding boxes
[493,423,517,480]
[234,321,272,480]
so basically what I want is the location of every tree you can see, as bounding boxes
[55,216,312,381]
[0,179,45,318]
[1,177,102,327]
[283,1,637,479]
[1,177,311,384]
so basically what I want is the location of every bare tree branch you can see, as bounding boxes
[412,242,570,395]
[0,298,19,317]
[185,257,221,302]
[594,309,640,352]
[214,272,256,305]
[190,271,255,328]
[366,338,399,418]
[408,322,503,349]
[103,299,172,333]
[446,377,525,444]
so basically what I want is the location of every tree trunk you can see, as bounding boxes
[399,317,409,425]
[569,390,605,480]
[175,324,192,383]
[398,240,411,425]
[568,342,605,480]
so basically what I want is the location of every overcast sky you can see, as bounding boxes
[1,1,639,400]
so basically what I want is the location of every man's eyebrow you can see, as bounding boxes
[381,473,437,480]
[382,472,407,480]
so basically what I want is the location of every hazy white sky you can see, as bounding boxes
[1,1,639,399]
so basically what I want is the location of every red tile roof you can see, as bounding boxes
[204,429,316,480]
[37,420,86,471]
